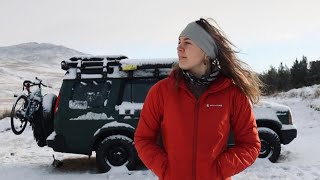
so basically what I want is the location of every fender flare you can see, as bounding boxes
[90,124,136,151]
[256,118,282,141]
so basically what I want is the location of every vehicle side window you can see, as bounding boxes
[70,80,111,109]
[132,82,154,103]
[122,83,131,102]
[122,79,156,103]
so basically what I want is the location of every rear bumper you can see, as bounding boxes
[281,125,297,145]
[47,132,66,152]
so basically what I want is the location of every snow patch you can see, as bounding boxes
[69,100,88,109]
[42,94,56,113]
[131,68,172,77]
[64,68,77,79]
[46,131,56,141]
[80,81,87,86]
[253,107,280,122]
[120,58,177,66]
[277,84,320,99]
[281,124,297,130]
[115,102,143,115]
[100,121,134,129]
[70,112,114,120]
[102,135,133,143]
[133,70,154,77]
[255,100,290,112]
[94,121,135,136]
[72,55,126,59]
[81,74,103,79]
[62,58,176,80]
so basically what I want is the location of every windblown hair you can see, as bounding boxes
[173,18,263,104]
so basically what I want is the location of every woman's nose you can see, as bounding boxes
[177,44,184,52]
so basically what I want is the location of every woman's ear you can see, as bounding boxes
[203,55,209,65]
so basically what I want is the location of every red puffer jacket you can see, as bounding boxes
[134,72,260,180]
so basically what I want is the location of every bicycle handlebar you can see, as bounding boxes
[23,77,48,91]
[35,77,48,87]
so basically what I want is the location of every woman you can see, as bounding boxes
[134,18,262,180]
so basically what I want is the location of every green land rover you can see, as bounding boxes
[22,56,297,172]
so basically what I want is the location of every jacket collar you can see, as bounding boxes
[168,70,233,94]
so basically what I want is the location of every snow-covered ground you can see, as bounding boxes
[1,85,320,180]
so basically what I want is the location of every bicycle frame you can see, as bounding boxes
[24,87,43,122]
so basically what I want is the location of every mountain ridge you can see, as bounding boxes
[0,42,88,63]
[0,42,89,101]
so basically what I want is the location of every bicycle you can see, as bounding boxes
[11,77,48,135]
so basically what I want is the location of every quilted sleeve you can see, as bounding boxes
[134,82,168,178]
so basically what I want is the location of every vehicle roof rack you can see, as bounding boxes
[69,55,128,62]
[62,56,177,79]
[61,55,128,70]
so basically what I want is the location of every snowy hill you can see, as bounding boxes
[0,42,88,110]
[0,85,320,179]
[0,42,86,64]
[275,84,320,111]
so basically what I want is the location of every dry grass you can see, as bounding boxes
[0,108,11,119]
[314,88,320,98]
[310,105,320,111]
[288,91,298,98]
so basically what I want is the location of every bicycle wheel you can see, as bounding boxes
[11,95,28,135]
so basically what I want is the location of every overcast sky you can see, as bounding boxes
[1,0,319,72]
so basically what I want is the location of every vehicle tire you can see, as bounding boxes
[32,110,47,147]
[258,127,281,163]
[11,95,28,135]
[31,94,57,147]
[42,94,57,138]
[96,135,138,173]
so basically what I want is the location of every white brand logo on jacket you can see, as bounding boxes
[206,104,223,108]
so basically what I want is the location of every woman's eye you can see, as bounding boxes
[178,40,192,45]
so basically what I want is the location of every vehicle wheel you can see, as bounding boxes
[96,135,138,173]
[42,94,57,137]
[258,127,281,163]
[11,95,28,135]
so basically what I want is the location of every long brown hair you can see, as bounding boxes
[173,18,263,104]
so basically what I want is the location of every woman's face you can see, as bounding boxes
[177,37,207,77]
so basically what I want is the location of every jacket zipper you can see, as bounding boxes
[192,101,200,180]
